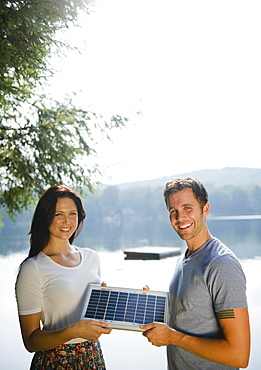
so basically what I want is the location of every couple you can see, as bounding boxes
[15,177,250,369]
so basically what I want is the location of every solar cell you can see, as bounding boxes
[82,284,169,331]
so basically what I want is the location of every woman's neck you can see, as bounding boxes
[42,241,81,267]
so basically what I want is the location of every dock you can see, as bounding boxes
[124,246,181,260]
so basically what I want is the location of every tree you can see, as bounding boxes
[1,96,127,219]
[0,0,128,220]
[0,0,92,116]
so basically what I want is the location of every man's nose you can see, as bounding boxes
[176,210,186,222]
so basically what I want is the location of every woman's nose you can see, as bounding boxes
[63,215,70,224]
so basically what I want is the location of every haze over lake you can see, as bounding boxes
[1,215,261,369]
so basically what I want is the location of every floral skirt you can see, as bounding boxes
[30,340,106,370]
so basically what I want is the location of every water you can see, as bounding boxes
[1,218,261,369]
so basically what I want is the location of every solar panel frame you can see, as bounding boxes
[81,284,169,331]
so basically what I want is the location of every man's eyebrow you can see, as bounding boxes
[169,203,193,211]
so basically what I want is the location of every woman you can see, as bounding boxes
[15,185,111,369]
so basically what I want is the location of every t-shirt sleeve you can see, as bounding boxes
[206,255,248,312]
[15,259,43,315]
[97,253,101,278]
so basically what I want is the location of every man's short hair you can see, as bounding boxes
[163,177,209,210]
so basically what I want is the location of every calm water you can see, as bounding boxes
[1,218,261,369]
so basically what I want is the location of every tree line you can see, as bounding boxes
[85,183,261,223]
[1,183,261,255]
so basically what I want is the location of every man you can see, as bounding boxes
[141,177,250,369]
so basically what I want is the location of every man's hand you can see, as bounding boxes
[140,322,174,347]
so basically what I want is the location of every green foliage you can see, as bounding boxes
[0,96,128,219]
[0,0,129,220]
[0,0,92,117]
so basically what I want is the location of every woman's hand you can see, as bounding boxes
[72,318,112,341]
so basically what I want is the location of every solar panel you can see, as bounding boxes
[81,284,169,331]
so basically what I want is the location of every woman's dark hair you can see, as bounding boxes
[163,177,209,210]
[23,185,86,263]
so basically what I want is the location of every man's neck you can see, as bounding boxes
[186,231,212,257]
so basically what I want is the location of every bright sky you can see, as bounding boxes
[50,0,261,185]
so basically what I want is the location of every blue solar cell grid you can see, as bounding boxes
[84,286,167,327]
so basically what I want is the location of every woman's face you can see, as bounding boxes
[48,197,79,242]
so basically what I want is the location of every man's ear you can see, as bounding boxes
[203,201,210,216]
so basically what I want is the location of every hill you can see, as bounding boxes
[114,167,261,189]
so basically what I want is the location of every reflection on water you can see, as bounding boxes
[78,217,261,259]
[1,218,261,369]
[1,218,261,259]
[208,218,261,259]
[1,249,261,370]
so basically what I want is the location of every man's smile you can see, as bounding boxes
[178,223,192,230]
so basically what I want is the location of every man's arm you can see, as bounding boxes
[141,307,250,369]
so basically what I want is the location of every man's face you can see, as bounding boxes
[167,187,210,243]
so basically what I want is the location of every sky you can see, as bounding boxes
[49,0,261,185]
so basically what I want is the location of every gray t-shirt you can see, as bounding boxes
[167,237,247,370]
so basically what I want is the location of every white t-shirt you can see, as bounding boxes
[15,247,101,344]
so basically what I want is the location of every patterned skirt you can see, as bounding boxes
[30,340,106,370]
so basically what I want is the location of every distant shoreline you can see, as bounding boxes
[209,215,261,220]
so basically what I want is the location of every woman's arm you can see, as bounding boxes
[19,312,112,352]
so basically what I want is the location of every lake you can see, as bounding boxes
[1,218,261,369]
